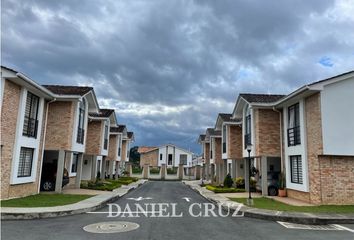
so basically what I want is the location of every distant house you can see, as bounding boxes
[139,144,193,168]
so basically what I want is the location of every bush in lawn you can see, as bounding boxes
[150,167,160,174]
[224,173,233,188]
[167,167,178,174]
[235,177,245,189]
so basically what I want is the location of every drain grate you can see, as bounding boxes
[277,222,345,231]
[83,221,140,233]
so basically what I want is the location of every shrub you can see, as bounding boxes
[132,167,143,174]
[167,167,178,175]
[224,173,233,188]
[205,184,246,193]
[235,177,245,189]
[150,167,160,174]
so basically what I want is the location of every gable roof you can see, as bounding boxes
[110,124,126,133]
[239,93,285,104]
[127,132,134,139]
[215,113,242,129]
[42,85,93,96]
[138,146,158,154]
[89,109,115,118]
[206,128,221,137]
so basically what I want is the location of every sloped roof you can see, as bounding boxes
[218,113,241,123]
[127,132,134,139]
[206,128,221,137]
[89,109,114,118]
[42,85,93,96]
[239,93,285,103]
[199,134,206,141]
[110,125,126,133]
[138,146,158,154]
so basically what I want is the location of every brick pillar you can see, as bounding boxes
[55,150,65,193]
[143,164,149,179]
[125,162,132,177]
[211,164,215,185]
[161,164,166,180]
[196,165,201,180]
[205,163,210,181]
[75,153,83,189]
[178,164,183,180]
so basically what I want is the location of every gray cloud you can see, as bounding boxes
[2,0,354,153]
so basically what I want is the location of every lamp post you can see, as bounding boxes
[246,144,253,206]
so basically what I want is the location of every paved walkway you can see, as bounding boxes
[184,180,354,224]
[268,196,315,206]
[1,179,147,220]
[62,188,106,195]
[218,192,262,199]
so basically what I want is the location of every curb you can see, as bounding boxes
[1,180,147,220]
[183,181,354,225]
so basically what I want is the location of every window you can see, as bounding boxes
[103,123,108,150]
[23,92,39,138]
[168,154,173,165]
[71,153,79,173]
[17,147,34,177]
[222,125,227,153]
[290,155,303,184]
[180,154,187,165]
[244,112,251,149]
[210,139,213,159]
[76,99,86,144]
[118,136,121,156]
[160,154,163,161]
[287,103,301,146]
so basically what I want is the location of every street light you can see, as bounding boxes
[246,144,253,206]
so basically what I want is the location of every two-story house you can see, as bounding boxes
[106,124,127,178]
[205,128,221,185]
[82,109,117,181]
[41,85,99,192]
[1,66,54,199]
[198,134,210,180]
[121,131,134,171]
[232,94,285,195]
[275,71,354,204]
[214,113,243,180]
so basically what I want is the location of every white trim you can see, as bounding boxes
[283,99,309,192]
[10,88,45,184]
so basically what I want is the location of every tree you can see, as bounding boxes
[129,146,140,167]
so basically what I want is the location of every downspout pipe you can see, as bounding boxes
[272,106,284,173]
[37,98,57,193]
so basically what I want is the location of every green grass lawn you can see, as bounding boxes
[206,184,246,193]
[230,197,354,213]
[1,194,92,208]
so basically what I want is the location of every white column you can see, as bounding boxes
[75,153,83,188]
[55,150,65,193]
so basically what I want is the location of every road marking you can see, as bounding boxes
[182,197,191,202]
[126,197,152,201]
[331,224,354,233]
[277,221,346,231]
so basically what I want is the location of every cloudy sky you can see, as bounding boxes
[2,0,354,153]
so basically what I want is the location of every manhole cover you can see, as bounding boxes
[83,221,140,233]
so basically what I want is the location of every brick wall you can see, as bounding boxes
[204,142,210,165]
[45,101,75,150]
[214,138,222,164]
[228,125,242,159]
[107,135,118,160]
[287,189,310,202]
[305,93,323,204]
[318,155,354,204]
[85,120,103,155]
[121,140,127,161]
[140,150,159,167]
[1,80,47,199]
[254,109,281,157]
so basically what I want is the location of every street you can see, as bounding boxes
[2,181,354,240]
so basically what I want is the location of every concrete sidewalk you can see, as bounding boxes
[184,180,354,224]
[1,179,147,220]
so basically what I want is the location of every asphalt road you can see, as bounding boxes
[2,181,354,240]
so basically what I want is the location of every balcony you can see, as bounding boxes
[76,127,85,144]
[22,116,38,138]
[244,133,251,149]
[287,126,301,146]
